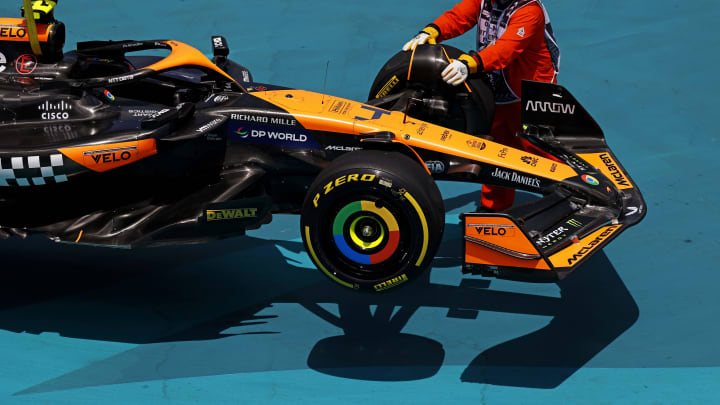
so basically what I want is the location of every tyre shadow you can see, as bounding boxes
[289,226,637,388]
[2,195,638,393]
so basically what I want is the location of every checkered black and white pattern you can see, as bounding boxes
[0,154,68,187]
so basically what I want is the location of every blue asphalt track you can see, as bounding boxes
[0,0,719,403]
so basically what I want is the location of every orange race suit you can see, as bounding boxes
[429,0,561,210]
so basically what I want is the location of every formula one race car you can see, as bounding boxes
[0,6,645,292]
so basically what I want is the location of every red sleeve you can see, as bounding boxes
[432,0,483,41]
[476,3,546,72]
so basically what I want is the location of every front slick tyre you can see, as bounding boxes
[301,151,444,293]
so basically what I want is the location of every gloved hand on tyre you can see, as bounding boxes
[441,52,481,86]
[402,25,440,51]
[403,27,483,86]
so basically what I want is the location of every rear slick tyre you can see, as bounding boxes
[301,151,444,292]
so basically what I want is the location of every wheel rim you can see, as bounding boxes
[331,200,400,266]
[349,215,385,249]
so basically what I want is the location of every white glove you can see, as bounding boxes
[402,26,440,51]
[441,60,469,86]
[403,32,431,51]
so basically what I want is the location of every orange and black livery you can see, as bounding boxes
[0,5,644,292]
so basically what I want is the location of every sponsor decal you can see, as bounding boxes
[241,70,250,82]
[206,208,258,221]
[582,174,600,186]
[550,163,557,173]
[213,95,230,103]
[128,109,163,118]
[536,226,570,246]
[325,145,362,152]
[248,129,305,142]
[466,139,486,150]
[566,218,583,228]
[599,153,631,188]
[470,224,516,237]
[416,123,428,136]
[89,57,113,63]
[525,100,576,115]
[196,118,224,133]
[122,42,143,49]
[329,100,352,115]
[212,37,224,48]
[440,130,452,142]
[516,27,525,38]
[375,75,400,99]
[269,116,296,126]
[153,109,171,117]
[103,90,115,101]
[521,156,539,167]
[0,26,27,39]
[232,114,268,123]
[567,225,620,265]
[490,167,541,189]
[313,173,376,207]
[83,146,136,164]
[373,274,408,292]
[108,74,135,84]
[498,148,508,158]
[38,100,72,120]
[625,206,641,217]
[15,54,37,75]
[90,151,131,164]
[235,127,249,138]
[0,52,6,73]
[354,105,391,121]
[59,139,157,172]
[230,113,296,126]
[229,124,319,149]
[425,160,445,174]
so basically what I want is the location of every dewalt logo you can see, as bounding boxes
[207,208,258,222]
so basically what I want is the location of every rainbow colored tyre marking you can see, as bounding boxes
[332,200,400,265]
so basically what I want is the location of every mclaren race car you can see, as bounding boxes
[0,4,645,292]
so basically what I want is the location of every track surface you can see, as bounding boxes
[0,1,718,403]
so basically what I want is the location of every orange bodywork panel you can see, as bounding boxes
[549,224,622,269]
[58,139,157,172]
[143,40,239,85]
[464,215,551,270]
[0,18,52,42]
[252,89,578,183]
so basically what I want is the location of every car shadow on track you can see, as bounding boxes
[1,193,638,394]
[293,224,639,388]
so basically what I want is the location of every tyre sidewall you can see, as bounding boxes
[301,153,443,292]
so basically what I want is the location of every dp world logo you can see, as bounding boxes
[236,127,249,138]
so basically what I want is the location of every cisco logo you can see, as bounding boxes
[38,100,73,120]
